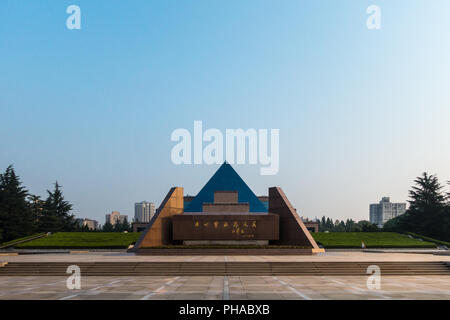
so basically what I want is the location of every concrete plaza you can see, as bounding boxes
[1,251,449,300]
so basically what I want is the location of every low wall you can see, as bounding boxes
[136,248,316,255]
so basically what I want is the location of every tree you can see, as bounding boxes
[345,219,358,232]
[102,221,114,232]
[77,223,91,232]
[28,195,44,229]
[320,216,326,231]
[447,181,450,204]
[326,217,333,230]
[408,173,445,211]
[358,220,379,232]
[407,173,446,238]
[384,172,449,241]
[318,215,380,232]
[113,219,123,232]
[39,182,76,232]
[0,165,35,242]
[121,217,131,232]
[113,217,131,232]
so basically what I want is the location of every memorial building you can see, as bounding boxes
[134,162,322,254]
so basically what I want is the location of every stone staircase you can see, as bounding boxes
[1,261,449,276]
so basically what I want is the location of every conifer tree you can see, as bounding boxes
[0,165,34,242]
[39,182,76,232]
[384,172,449,241]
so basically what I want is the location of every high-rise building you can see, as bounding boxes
[370,197,406,228]
[134,202,155,223]
[105,211,128,225]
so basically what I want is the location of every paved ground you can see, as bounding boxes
[1,251,449,300]
[0,275,449,300]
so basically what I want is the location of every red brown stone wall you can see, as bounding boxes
[268,187,320,249]
[214,191,238,203]
[203,203,249,213]
[136,187,184,248]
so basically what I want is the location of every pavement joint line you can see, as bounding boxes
[140,276,180,300]
[415,275,450,283]
[59,279,128,300]
[322,276,392,299]
[0,279,68,297]
[22,280,68,292]
[223,276,230,300]
[2,277,450,299]
[272,276,311,300]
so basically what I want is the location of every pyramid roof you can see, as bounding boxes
[184,162,267,213]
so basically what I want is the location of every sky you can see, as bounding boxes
[1,1,450,223]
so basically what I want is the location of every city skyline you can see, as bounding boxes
[0,162,429,224]
[1,1,450,223]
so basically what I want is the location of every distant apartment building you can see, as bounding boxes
[301,217,319,233]
[134,201,155,223]
[76,218,99,230]
[105,211,128,225]
[370,197,406,228]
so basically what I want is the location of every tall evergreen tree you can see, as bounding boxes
[326,217,333,230]
[0,165,34,242]
[113,219,122,232]
[121,217,131,232]
[408,173,445,211]
[446,181,450,204]
[28,195,44,229]
[39,182,76,232]
[113,217,131,232]
[407,173,446,237]
[384,172,449,241]
[319,216,326,232]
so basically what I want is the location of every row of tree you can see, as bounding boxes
[0,165,132,243]
[318,172,450,241]
[318,217,379,232]
[0,165,76,243]
[78,219,132,232]
[1,165,449,243]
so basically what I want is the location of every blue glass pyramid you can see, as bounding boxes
[184,162,267,213]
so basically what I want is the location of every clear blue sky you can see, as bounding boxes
[1,1,450,223]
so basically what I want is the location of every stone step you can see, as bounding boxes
[1,261,449,276]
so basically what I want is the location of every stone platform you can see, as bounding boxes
[1,251,449,300]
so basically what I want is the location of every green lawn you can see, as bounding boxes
[311,232,436,248]
[403,232,450,247]
[10,231,440,249]
[0,233,47,248]
[16,232,142,249]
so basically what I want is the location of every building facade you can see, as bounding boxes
[76,218,99,230]
[301,218,319,233]
[134,162,323,254]
[370,197,406,228]
[105,211,128,225]
[134,201,155,223]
